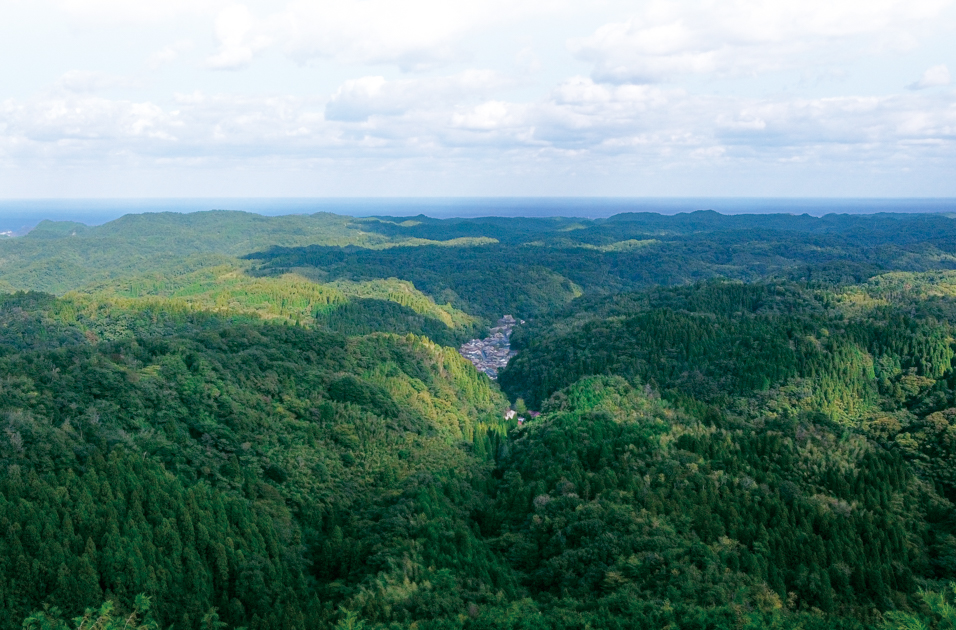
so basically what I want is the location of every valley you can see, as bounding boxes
[1,209,956,630]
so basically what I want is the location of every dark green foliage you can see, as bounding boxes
[1,451,309,630]
[5,209,956,630]
[0,301,512,630]
[0,292,86,352]
[24,593,159,630]
[0,212,385,294]
[883,582,956,629]
[487,376,951,625]
[249,212,956,319]
[499,281,954,417]
[316,298,476,346]
[250,244,583,320]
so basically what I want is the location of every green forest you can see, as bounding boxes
[2,209,956,629]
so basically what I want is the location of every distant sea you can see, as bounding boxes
[0,197,955,236]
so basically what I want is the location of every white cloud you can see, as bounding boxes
[0,95,174,155]
[53,0,560,75]
[571,0,953,83]
[205,5,272,70]
[5,74,953,169]
[199,0,560,71]
[2,80,954,196]
[148,40,194,69]
[907,64,952,89]
[325,71,514,121]
[3,0,956,194]
[56,71,140,93]
[552,77,669,109]
[56,0,227,23]
[452,101,523,132]
[272,0,463,70]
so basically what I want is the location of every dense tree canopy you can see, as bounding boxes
[1,209,956,629]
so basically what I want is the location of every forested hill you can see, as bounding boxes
[0,297,514,630]
[5,286,956,630]
[3,209,956,303]
[248,211,956,319]
[499,278,956,414]
[3,209,956,629]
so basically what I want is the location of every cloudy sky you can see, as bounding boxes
[1,0,954,197]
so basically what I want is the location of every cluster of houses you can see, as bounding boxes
[459,315,543,423]
[458,315,522,379]
[504,408,540,425]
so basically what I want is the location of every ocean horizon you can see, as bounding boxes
[1,197,955,235]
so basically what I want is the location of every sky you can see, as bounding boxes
[0,0,954,198]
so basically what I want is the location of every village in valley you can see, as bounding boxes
[458,315,521,379]
[459,315,541,423]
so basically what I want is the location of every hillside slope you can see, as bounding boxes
[0,299,512,630]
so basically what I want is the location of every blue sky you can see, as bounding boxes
[1,0,954,198]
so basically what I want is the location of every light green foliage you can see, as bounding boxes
[0,212,371,294]
[4,209,956,630]
[884,583,956,629]
[23,595,158,630]
[80,265,346,322]
[247,210,956,318]
[332,608,366,630]
[0,212,501,296]
[327,279,477,330]
[70,262,480,346]
[501,280,955,422]
[0,299,510,630]
[487,376,944,625]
